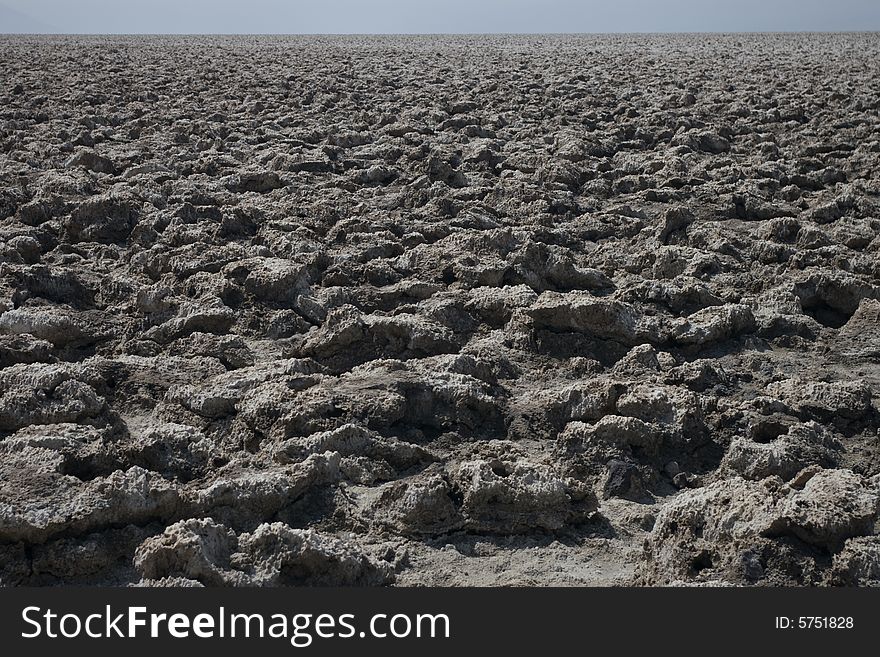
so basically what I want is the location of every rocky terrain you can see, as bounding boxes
[1,33,879,587]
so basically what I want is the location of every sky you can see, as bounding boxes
[1,0,879,34]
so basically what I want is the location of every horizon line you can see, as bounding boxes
[3,29,880,36]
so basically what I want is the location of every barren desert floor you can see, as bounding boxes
[1,34,879,586]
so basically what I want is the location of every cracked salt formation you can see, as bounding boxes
[0,34,879,587]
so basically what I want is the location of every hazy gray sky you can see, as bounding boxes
[2,0,879,34]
